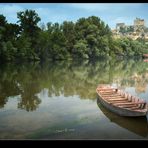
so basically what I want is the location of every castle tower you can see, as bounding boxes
[134,18,145,31]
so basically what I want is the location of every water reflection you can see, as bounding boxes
[97,98,148,137]
[0,58,148,111]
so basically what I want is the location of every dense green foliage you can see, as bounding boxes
[113,38,148,56]
[0,10,147,62]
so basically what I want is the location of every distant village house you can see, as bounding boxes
[112,18,148,41]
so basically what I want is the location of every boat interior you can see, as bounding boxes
[97,87,147,112]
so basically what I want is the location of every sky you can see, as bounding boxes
[0,3,148,29]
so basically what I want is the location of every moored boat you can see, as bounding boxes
[144,59,148,62]
[96,85,148,117]
[97,98,148,137]
[143,54,148,58]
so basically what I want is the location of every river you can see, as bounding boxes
[0,58,148,139]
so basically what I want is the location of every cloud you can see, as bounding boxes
[34,7,68,24]
[68,3,143,13]
[0,4,24,23]
[114,17,130,23]
[68,3,108,12]
[0,4,70,24]
[105,16,136,29]
[0,3,146,28]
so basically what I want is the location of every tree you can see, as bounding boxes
[17,9,41,60]
[112,37,145,56]
[62,21,76,55]
[15,33,33,60]
[119,26,126,34]
[4,23,20,41]
[74,40,88,58]
[47,23,69,60]
[35,30,50,60]
[17,9,41,36]
[0,11,146,62]
[0,15,18,61]
[0,15,7,42]
[74,16,112,59]
[0,41,17,61]
[0,15,7,27]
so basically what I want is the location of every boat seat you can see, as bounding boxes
[123,106,141,110]
[96,86,147,116]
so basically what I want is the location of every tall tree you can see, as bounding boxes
[17,9,41,37]
[0,15,7,42]
[75,16,112,58]
[17,9,41,60]
[0,15,7,27]
[62,21,76,54]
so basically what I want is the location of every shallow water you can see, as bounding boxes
[0,58,148,139]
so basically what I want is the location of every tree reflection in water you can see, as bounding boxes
[0,58,148,111]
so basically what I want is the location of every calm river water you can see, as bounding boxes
[0,58,148,139]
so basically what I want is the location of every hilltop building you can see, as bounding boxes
[116,23,125,30]
[134,18,145,32]
[112,17,148,41]
[134,18,145,27]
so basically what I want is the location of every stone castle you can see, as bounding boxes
[112,18,148,41]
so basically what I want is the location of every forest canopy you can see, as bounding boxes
[0,9,147,62]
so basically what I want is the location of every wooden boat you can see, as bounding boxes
[97,98,148,137]
[143,54,148,58]
[96,85,148,117]
[143,59,148,62]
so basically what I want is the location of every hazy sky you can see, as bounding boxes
[0,3,148,29]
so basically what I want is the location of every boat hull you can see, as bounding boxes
[97,98,148,137]
[97,94,147,117]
